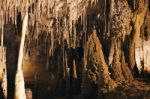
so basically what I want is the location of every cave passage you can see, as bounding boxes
[0,0,150,99]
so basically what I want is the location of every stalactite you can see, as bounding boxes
[47,0,49,18]
[50,28,54,56]
[73,21,77,48]
[41,1,43,16]
[69,20,72,47]
[1,0,94,51]
[14,0,16,24]
[109,0,114,35]
[1,13,4,47]
[36,0,40,23]
[36,22,39,47]
[46,45,49,70]
[8,8,11,23]
[11,7,13,23]
[62,38,65,78]
[5,12,8,24]
[83,6,87,33]
[103,0,107,35]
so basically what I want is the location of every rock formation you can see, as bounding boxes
[14,13,28,99]
[0,0,149,99]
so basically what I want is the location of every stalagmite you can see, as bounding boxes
[50,29,54,56]
[25,88,32,99]
[135,43,143,73]
[121,51,133,80]
[1,12,7,99]
[111,40,125,81]
[86,28,116,94]
[14,13,28,99]
[2,67,7,99]
[64,50,70,94]
[129,0,148,69]
[108,39,115,66]
[143,40,150,72]
[73,59,77,79]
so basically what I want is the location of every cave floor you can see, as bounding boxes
[25,75,150,99]
[22,55,150,99]
[0,55,150,99]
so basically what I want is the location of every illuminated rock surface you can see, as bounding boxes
[0,0,150,99]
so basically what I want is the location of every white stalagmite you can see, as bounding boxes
[2,67,7,99]
[108,39,115,66]
[1,12,7,99]
[135,42,143,73]
[73,59,77,79]
[143,40,150,72]
[135,39,150,73]
[14,13,28,99]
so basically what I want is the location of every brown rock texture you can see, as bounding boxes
[86,29,116,94]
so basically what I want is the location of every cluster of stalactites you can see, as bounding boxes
[0,0,96,27]
[0,0,98,56]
